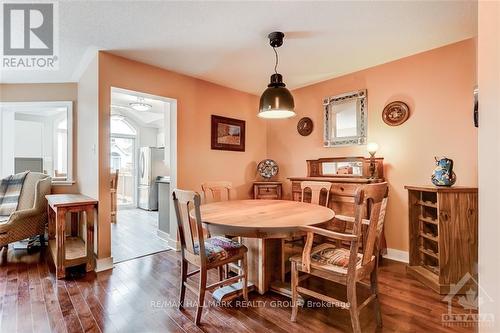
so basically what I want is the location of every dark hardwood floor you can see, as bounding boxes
[0,247,476,333]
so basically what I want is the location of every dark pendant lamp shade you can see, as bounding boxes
[258,74,295,119]
[258,32,296,119]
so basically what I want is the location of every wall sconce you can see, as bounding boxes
[367,142,379,178]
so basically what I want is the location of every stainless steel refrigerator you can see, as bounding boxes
[138,147,167,210]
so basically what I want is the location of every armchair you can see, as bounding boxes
[290,182,388,333]
[0,173,51,247]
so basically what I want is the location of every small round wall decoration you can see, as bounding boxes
[382,101,410,126]
[297,117,314,136]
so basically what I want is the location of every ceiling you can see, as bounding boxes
[0,1,477,94]
[111,90,165,129]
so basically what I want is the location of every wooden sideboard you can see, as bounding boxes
[405,185,478,294]
[289,157,384,218]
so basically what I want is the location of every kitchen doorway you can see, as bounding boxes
[110,87,176,263]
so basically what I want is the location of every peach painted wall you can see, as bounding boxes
[267,39,477,253]
[97,52,266,258]
[0,83,79,194]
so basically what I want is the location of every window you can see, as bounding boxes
[111,115,137,136]
[0,101,73,183]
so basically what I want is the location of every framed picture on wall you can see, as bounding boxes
[211,115,246,152]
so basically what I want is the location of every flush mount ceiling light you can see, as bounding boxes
[258,31,296,119]
[129,97,152,111]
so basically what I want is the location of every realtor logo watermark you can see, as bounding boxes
[442,273,495,328]
[1,1,59,70]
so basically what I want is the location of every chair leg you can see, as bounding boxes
[347,281,361,333]
[242,253,248,301]
[218,265,224,282]
[370,269,383,328]
[195,268,207,326]
[39,233,45,248]
[179,259,187,310]
[290,261,299,322]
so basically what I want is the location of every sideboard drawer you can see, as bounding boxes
[330,183,358,197]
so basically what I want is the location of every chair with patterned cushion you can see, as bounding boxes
[173,189,248,325]
[0,172,51,249]
[290,182,388,333]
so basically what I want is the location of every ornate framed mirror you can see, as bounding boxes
[323,89,367,147]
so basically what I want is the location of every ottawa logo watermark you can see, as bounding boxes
[442,273,495,328]
[1,1,59,70]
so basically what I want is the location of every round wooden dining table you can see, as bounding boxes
[191,199,335,298]
[195,199,335,238]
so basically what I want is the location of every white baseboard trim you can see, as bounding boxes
[95,256,114,272]
[156,229,179,251]
[383,248,409,263]
[156,229,170,241]
[167,237,180,251]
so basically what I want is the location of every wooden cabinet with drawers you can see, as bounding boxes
[289,157,384,217]
[253,181,282,200]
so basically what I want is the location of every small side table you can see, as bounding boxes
[46,194,97,279]
[253,181,282,200]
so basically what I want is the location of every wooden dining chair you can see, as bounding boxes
[201,181,233,203]
[290,182,389,333]
[110,169,119,223]
[300,181,332,206]
[334,193,389,257]
[281,181,333,281]
[201,181,241,277]
[173,189,248,325]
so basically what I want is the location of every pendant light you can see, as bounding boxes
[258,31,296,119]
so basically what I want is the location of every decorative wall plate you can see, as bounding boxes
[257,159,279,180]
[297,117,313,136]
[382,101,410,126]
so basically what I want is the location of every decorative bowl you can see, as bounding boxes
[257,159,279,180]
